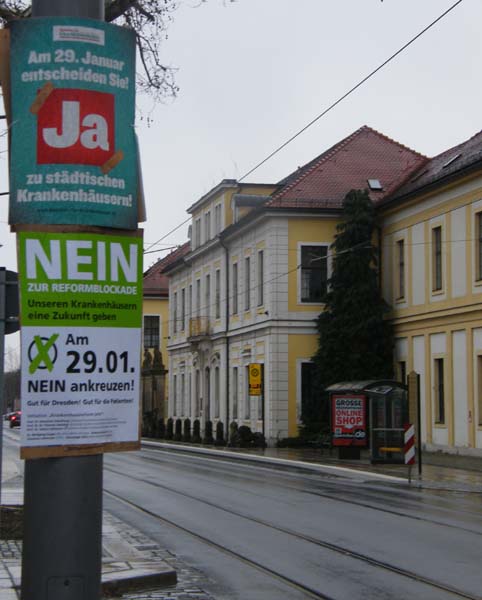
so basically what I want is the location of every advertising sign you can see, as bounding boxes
[331,394,367,447]
[17,229,142,458]
[9,18,137,229]
[248,363,262,396]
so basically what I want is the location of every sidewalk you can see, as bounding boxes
[1,440,481,599]
[143,440,482,493]
[0,485,177,599]
[0,441,178,600]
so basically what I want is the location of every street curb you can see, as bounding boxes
[101,564,177,596]
[141,440,407,483]
[11,565,178,597]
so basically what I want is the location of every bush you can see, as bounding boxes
[183,418,191,442]
[276,432,330,448]
[228,421,239,447]
[276,436,308,448]
[214,421,226,446]
[203,420,214,445]
[192,419,202,443]
[165,417,174,440]
[173,418,182,441]
[237,425,253,448]
[142,411,156,438]
[252,432,267,448]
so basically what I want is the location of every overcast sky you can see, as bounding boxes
[1,0,481,361]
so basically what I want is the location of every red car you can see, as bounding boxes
[9,411,21,428]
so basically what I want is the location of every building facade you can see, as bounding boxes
[381,130,482,456]
[165,127,426,445]
[161,125,482,455]
[142,243,189,418]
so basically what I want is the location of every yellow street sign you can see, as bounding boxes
[248,363,262,396]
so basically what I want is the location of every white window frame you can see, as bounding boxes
[181,288,186,331]
[431,223,444,294]
[296,359,315,424]
[204,211,211,242]
[297,242,330,304]
[143,314,161,349]
[244,256,251,311]
[194,218,201,248]
[205,273,211,318]
[232,366,239,419]
[476,212,482,282]
[173,291,178,334]
[232,262,238,315]
[172,374,177,417]
[244,365,250,420]
[214,203,223,234]
[215,269,221,319]
[257,249,264,307]
[433,355,446,425]
[214,366,220,419]
[180,373,185,417]
[196,279,201,317]
[395,237,406,301]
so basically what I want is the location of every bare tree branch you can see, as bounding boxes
[132,1,155,22]
[0,0,233,103]
[0,1,30,21]
[105,0,137,23]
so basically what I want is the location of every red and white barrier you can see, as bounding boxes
[404,423,415,465]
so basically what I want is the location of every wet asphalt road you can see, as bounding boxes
[103,445,482,600]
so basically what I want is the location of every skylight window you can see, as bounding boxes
[367,179,383,191]
[442,153,461,168]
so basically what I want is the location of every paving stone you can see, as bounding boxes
[0,511,218,600]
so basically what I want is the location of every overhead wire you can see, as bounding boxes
[143,216,192,253]
[166,239,374,329]
[237,0,463,182]
[145,0,464,253]
[0,4,466,268]
[164,222,482,330]
[144,244,183,256]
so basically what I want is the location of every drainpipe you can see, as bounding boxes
[220,238,230,440]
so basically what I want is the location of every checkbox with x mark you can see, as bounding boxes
[28,334,59,374]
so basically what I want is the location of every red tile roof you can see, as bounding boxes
[143,242,190,298]
[268,126,427,208]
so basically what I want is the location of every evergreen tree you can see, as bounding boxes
[307,189,394,432]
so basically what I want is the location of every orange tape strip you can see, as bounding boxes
[101,149,124,174]
[30,81,54,114]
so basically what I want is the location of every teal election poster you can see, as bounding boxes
[9,18,138,229]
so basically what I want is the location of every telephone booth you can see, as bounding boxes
[326,380,408,463]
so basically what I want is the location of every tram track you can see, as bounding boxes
[105,487,335,600]
[136,447,482,534]
[104,464,481,600]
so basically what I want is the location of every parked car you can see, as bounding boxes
[4,411,15,422]
[9,411,21,428]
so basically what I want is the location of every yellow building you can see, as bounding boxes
[142,243,189,417]
[164,127,425,444]
[380,129,482,456]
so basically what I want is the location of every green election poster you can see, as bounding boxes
[18,230,143,457]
